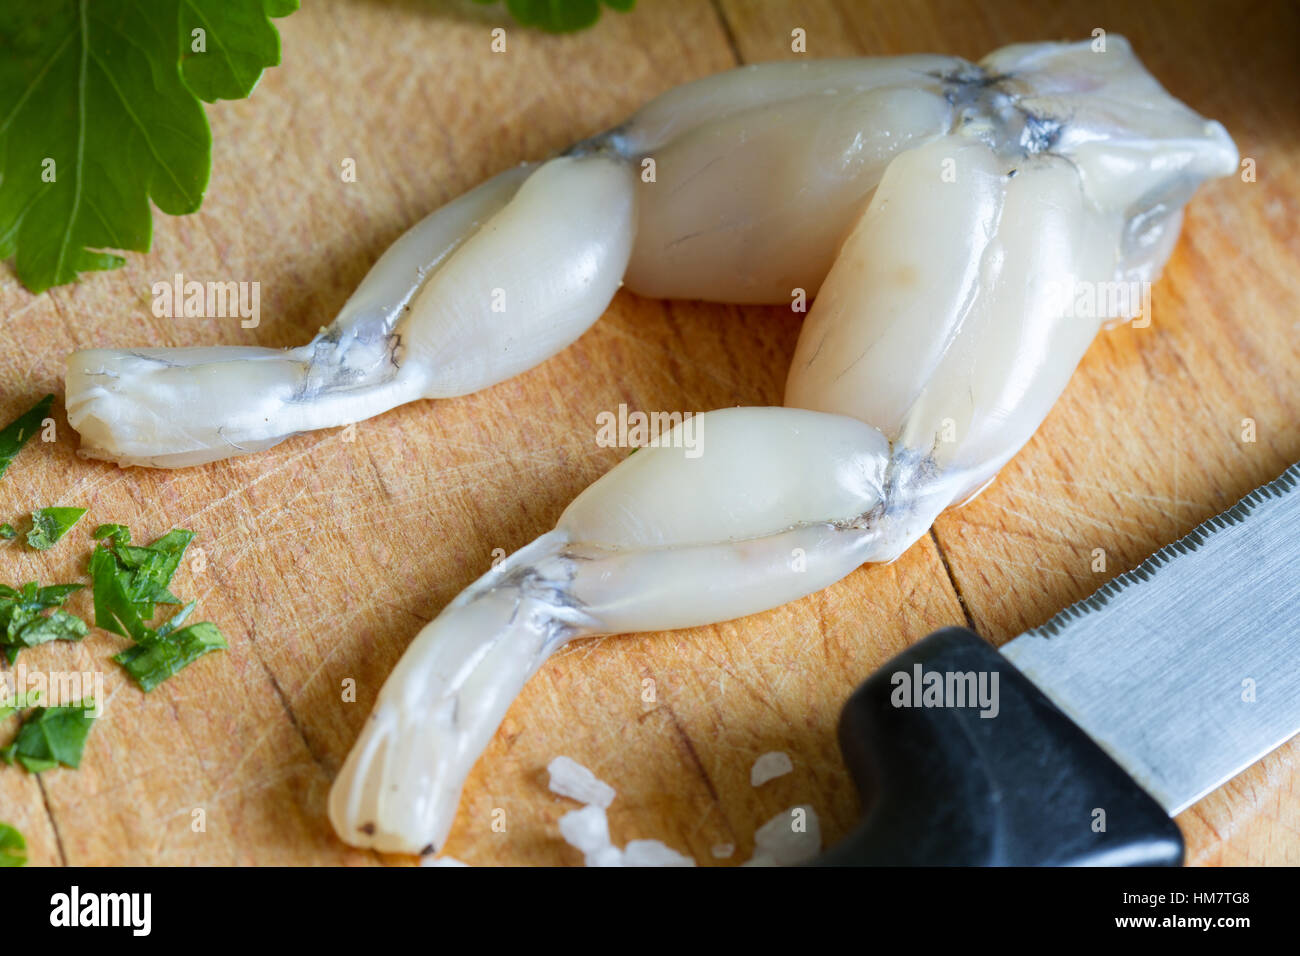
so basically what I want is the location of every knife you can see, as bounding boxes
[815,461,1300,866]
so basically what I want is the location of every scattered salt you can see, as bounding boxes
[547,754,697,866]
[547,755,820,868]
[547,755,617,808]
[750,751,794,786]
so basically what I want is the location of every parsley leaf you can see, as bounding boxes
[0,525,15,540]
[0,581,88,664]
[90,525,226,690]
[0,1,297,293]
[0,701,97,773]
[26,506,86,550]
[0,823,26,867]
[0,395,52,480]
[473,0,635,33]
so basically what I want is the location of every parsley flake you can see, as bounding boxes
[90,525,227,690]
[26,507,87,551]
[0,823,26,867]
[0,395,52,480]
[114,620,227,693]
[0,701,97,773]
[0,581,88,664]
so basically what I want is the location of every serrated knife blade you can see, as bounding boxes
[1000,461,1300,815]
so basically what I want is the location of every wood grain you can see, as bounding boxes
[0,0,1295,865]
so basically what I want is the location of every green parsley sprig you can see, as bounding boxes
[0,1,298,292]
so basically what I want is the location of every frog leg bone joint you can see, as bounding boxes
[62,38,1236,854]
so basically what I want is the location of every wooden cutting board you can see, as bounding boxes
[1,0,1296,866]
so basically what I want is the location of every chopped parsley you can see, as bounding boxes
[90,526,227,690]
[90,528,191,640]
[0,395,52,480]
[91,523,131,547]
[26,507,87,551]
[0,582,87,664]
[115,620,227,693]
[0,823,25,866]
[0,701,97,773]
[0,524,15,540]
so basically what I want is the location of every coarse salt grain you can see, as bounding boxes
[750,751,794,786]
[547,755,617,808]
[750,804,821,866]
[559,804,612,856]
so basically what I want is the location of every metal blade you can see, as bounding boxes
[1000,462,1300,815]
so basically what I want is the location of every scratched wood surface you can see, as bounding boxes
[0,0,1295,866]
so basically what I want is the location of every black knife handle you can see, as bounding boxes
[814,627,1184,866]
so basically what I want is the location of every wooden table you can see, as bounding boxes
[1,0,1296,866]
